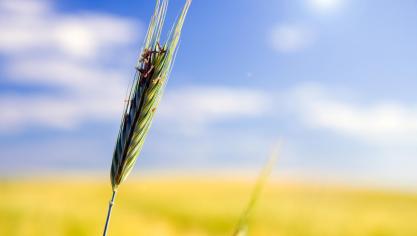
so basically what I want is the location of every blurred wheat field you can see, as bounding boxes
[1,177,417,236]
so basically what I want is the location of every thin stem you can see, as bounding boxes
[103,190,117,236]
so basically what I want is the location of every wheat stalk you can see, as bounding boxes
[102,1,191,235]
[233,141,281,236]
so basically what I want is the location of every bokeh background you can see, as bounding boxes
[1,0,417,235]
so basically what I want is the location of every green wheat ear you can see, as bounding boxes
[233,141,281,236]
[103,1,191,235]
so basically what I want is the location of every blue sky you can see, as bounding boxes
[1,0,417,188]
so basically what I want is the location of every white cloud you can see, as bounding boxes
[0,0,49,15]
[0,0,142,132]
[0,1,137,59]
[290,84,417,143]
[156,86,270,134]
[268,24,316,53]
[0,91,125,132]
[53,14,137,59]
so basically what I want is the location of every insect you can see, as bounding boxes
[136,43,166,78]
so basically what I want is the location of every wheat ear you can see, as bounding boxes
[233,141,281,236]
[102,1,191,235]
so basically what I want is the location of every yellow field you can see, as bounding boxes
[1,176,416,236]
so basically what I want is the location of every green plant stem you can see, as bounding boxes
[103,190,117,236]
[233,141,281,236]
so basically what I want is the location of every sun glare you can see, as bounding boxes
[309,0,343,13]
